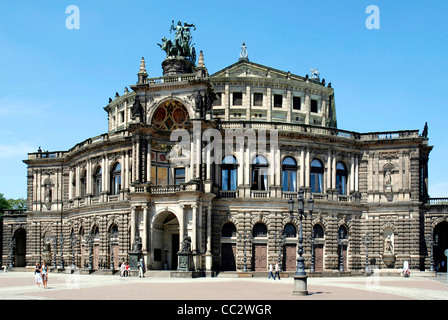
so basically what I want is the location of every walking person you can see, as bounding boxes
[138,258,146,278]
[268,263,275,279]
[274,262,281,280]
[41,261,49,289]
[34,262,42,288]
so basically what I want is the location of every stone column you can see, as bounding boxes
[305,148,310,188]
[69,169,74,201]
[130,207,136,249]
[225,83,230,121]
[147,140,151,183]
[205,206,213,272]
[350,155,355,193]
[304,90,310,125]
[142,206,148,252]
[192,205,198,254]
[246,84,251,121]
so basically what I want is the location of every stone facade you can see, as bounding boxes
[2,45,447,275]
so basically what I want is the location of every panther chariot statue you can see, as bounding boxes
[158,20,197,75]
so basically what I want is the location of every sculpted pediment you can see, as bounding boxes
[211,61,290,80]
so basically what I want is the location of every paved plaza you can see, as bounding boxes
[0,270,447,301]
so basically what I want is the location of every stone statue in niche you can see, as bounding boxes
[384,234,394,253]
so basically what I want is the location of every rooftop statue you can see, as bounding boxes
[158,20,197,64]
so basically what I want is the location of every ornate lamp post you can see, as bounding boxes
[337,228,346,272]
[52,235,57,269]
[241,229,248,272]
[276,231,285,273]
[362,233,373,273]
[60,232,64,269]
[70,232,77,270]
[288,187,314,296]
[110,228,118,271]
[86,232,93,270]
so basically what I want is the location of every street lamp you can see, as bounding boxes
[276,231,285,273]
[110,228,118,271]
[362,233,373,273]
[60,232,64,269]
[337,227,347,272]
[70,232,77,270]
[242,229,248,272]
[86,232,94,270]
[288,187,314,296]
[52,235,57,269]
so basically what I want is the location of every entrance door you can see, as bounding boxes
[315,244,324,271]
[221,243,236,271]
[283,244,296,271]
[252,243,267,271]
[14,229,26,267]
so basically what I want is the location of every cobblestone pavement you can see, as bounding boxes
[0,271,447,301]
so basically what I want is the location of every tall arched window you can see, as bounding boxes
[313,224,324,238]
[283,223,297,238]
[221,155,237,191]
[310,159,324,193]
[282,157,297,192]
[93,166,102,197]
[251,155,268,191]
[110,163,121,195]
[221,222,237,238]
[80,170,87,197]
[252,222,267,237]
[336,162,348,195]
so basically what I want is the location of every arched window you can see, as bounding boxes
[310,159,324,193]
[110,163,121,195]
[313,224,324,238]
[93,226,100,240]
[93,166,102,197]
[221,155,237,191]
[338,225,348,239]
[221,222,237,238]
[283,223,297,238]
[336,162,348,195]
[110,224,119,239]
[282,157,297,192]
[80,170,87,197]
[253,222,267,237]
[251,156,268,191]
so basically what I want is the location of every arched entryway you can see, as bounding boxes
[13,228,26,267]
[434,221,448,272]
[151,211,180,270]
[252,222,268,271]
[221,222,237,271]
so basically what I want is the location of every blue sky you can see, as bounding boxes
[0,0,447,199]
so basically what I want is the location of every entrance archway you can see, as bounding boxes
[13,228,26,267]
[152,211,180,270]
[434,221,448,272]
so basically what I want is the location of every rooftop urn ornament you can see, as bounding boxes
[239,42,249,61]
